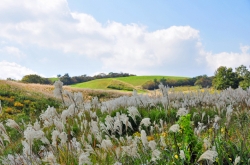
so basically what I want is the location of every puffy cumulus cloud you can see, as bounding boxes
[0,61,37,80]
[1,0,245,77]
[206,45,250,72]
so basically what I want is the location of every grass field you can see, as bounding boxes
[48,77,59,83]
[71,75,189,90]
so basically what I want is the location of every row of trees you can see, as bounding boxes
[142,75,213,90]
[19,65,250,90]
[213,65,250,90]
[20,72,135,85]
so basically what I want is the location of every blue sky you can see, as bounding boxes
[0,0,249,80]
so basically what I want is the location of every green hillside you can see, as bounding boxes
[71,75,189,90]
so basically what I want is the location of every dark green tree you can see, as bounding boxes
[60,73,72,85]
[212,66,239,90]
[235,65,250,89]
[21,74,51,84]
[194,75,213,88]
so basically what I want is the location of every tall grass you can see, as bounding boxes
[0,81,250,164]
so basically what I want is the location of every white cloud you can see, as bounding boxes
[206,45,250,72]
[0,61,37,80]
[0,0,247,77]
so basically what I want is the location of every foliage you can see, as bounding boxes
[21,74,52,84]
[194,75,213,88]
[235,65,250,89]
[212,66,239,90]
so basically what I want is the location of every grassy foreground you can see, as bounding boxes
[0,80,249,164]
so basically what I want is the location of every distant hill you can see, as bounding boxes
[71,75,189,91]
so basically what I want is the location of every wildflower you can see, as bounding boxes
[174,154,179,159]
[169,124,180,133]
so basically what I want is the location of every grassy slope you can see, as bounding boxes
[71,75,189,90]
[48,77,59,83]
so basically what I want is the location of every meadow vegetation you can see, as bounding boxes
[0,80,249,164]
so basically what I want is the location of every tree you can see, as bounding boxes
[194,75,212,88]
[60,73,72,85]
[212,66,239,90]
[21,74,52,84]
[235,65,250,89]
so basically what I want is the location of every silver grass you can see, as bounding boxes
[141,130,148,147]
[0,100,2,114]
[176,107,189,117]
[169,124,180,133]
[151,149,161,162]
[0,122,7,134]
[234,156,240,165]
[140,118,151,127]
[53,80,63,98]
[197,150,218,163]
[127,106,141,123]
[180,150,185,160]
[148,140,157,150]
[6,119,22,133]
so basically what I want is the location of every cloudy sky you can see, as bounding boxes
[0,0,250,80]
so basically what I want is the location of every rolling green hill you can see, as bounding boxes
[71,75,189,90]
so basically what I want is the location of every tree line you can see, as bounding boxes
[142,75,213,90]
[16,64,250,90]
[20,72,135,85]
